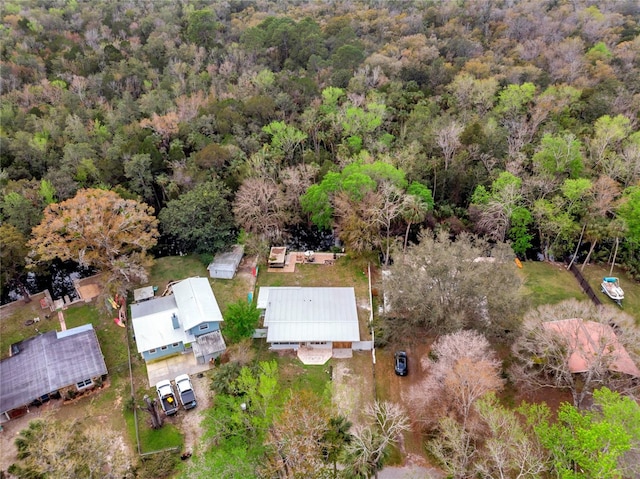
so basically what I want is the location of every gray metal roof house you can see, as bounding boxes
[208,245,245,279]
[0,324,108,421]
[259,287,361,350]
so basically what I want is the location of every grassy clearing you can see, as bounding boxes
[147,255,208,293]
[517,260,640,323]
[519,261,585,308]
[209,276,254,315]
[147,255,250,315]
[257,255,369,298]
[125,410,184,454]
[278,357,332,397]
[252,348,332,397]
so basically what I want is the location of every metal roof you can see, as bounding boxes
[173,277,224,331]
[257,287,301,310]
[263,287,360,343]
[207,245,244,272]
[192,330,227,358]
[131,297,193,353]
[0,324,108,414]
[131,294,177,318]
[133,286,155,302]
[131,278,223,353]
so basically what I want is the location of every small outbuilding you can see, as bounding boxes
[208,245,245,279]
[268,246,287,268]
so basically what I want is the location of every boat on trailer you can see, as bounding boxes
[601,277,624,305]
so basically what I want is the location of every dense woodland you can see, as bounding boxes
[2,1,640,477]
[1,0,640,293]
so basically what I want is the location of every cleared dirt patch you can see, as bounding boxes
[331,351,375,427]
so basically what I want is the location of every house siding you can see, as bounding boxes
[142,342,185,361]
[187,320,220,337]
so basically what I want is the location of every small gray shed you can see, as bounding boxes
[208,245,244,279]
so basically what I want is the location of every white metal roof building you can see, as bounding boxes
[130,295,188,354]
[207,245,244,279]
[261,287,360,345]
[131,277,224,356]
[172,277,224,331]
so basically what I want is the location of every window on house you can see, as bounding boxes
[149,348,156,354]
[161,346,168,351]
[76,379,92,389]
[199,324,209,331]
[172,343,179,348]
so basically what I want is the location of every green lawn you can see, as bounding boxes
[257,255,369,297]
[277,357,332,397]
[147,255,209,294]
[516,260,640,323]
[125,409,184,454]
[146,255,250,315]
[519,261,586,308]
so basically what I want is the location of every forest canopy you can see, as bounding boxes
[1,0,640,294]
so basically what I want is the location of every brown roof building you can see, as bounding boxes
[542,318,640,377]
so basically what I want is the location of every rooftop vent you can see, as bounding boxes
[171,313,180,330]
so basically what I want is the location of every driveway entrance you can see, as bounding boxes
[145,353,211,387]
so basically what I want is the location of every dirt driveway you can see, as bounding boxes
[175,372,213,455]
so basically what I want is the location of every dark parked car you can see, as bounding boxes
[394,351,408,376]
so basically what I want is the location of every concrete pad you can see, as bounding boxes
[146,353,212,387]
[297,346,332,365]
[332,348,353,359]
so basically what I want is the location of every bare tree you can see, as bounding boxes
[368,182,405,266]
[408,330,504,433]
[435,120,463,172]
[233,177,290,243]
[143,394,163,429]
[509,299,640,408]
[280,163,319,224]
[474,395,549,479]
[427,416,476,479]
[428,394,549,479]
[342,401,410,479]
[475,199,511,243]
[334,190,381,255]
[261,391,330,479]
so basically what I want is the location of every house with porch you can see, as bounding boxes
[256,287,364,363]
[131,277,226,364]
[0,324,108,422]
